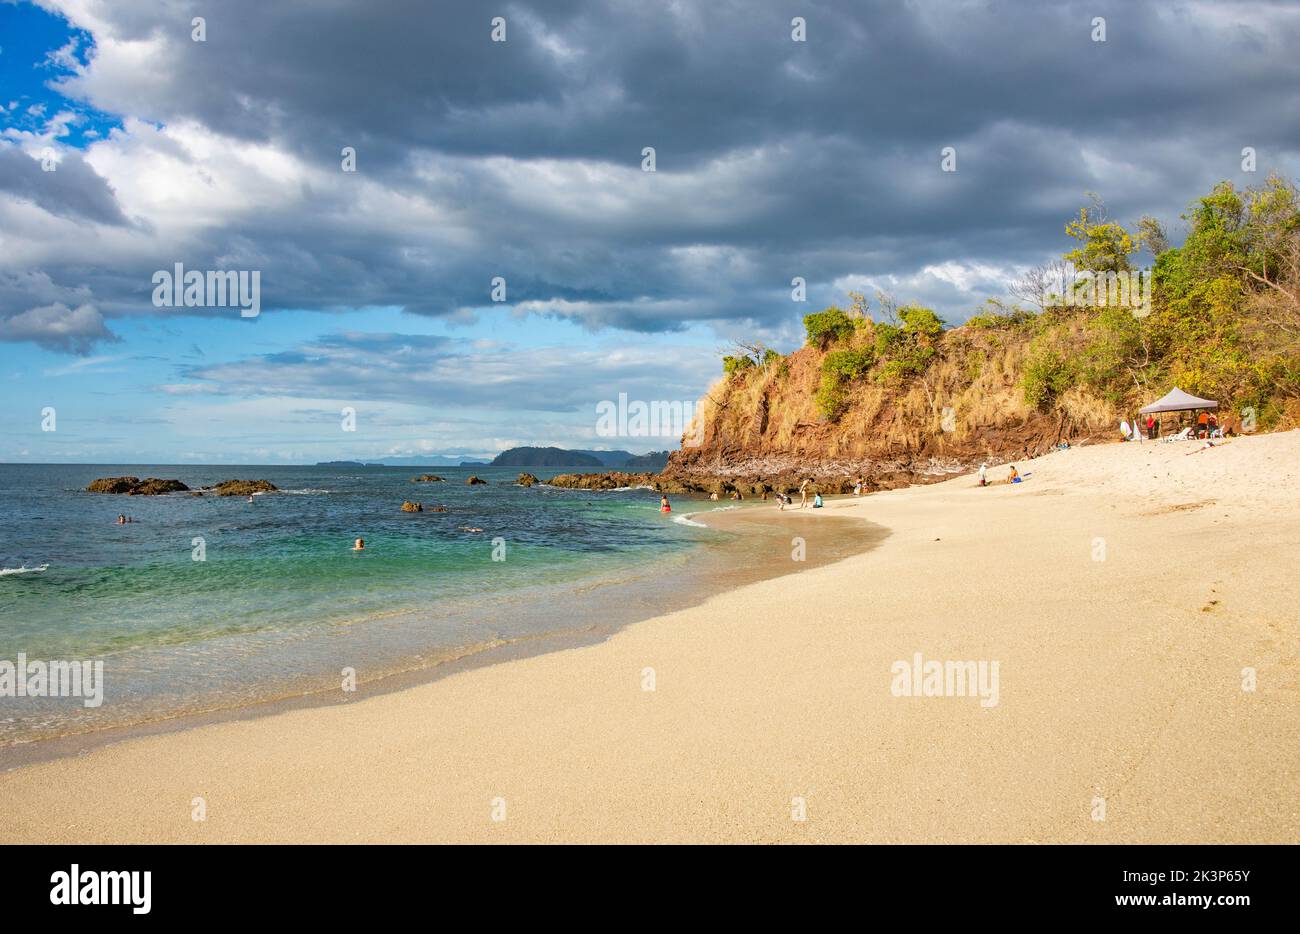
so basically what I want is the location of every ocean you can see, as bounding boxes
[0,463,879,754]
[0,463,725,748]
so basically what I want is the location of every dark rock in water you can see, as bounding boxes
[401,500,423,512]
[546,471,657,491]
[87,476,189,495]
[411,474,445,483]
[517,472,540,487]
[466,476,488,485]
[211,479,278,497]
[430,505,449,513]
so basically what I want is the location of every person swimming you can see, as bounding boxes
[352,538,365,550]
[117,514,126,524]
[660,495,671,513]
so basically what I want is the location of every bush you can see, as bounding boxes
[722,354,755,376]
[814,375,849,421]
[1022,348,1075,410]
[803,307,855,348]
[814,347,876,420]
[822,347,875,381]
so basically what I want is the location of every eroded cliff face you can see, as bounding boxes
[657,323,1119,494]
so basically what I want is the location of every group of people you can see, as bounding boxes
[1140,411,1222,441]
[977,463,1021,486]
[115,514,135,524]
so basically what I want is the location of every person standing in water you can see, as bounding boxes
[660,495,671,513]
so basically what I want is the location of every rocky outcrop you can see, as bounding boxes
[211,479,278,497]
[466,476,488,485]
[516,472,540,487]
[411,474,444,482]
[430,505,449,512]
[401,500,424,512]
[86,476,189,495]
[546,471,657,491]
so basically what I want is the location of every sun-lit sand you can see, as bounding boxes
[2,431,1297,843]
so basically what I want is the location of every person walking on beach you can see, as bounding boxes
[799,479,810,508]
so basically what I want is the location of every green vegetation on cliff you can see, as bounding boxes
[714,176,1300,450]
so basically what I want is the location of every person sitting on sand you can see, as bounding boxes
[813,493,824,508]
[1008,465,1021,484]
[353,538,365,551]
[660,496,671,513]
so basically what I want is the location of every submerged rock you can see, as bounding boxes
[86,476,189,495]
[411,474,445,482]
[211,479,278,497]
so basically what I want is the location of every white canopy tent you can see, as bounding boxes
[1139,388,1219,415]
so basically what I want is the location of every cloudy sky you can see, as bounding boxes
[1,0,1297,463]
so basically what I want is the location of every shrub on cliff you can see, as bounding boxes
[1023,348,1076,411]
[803,307,855,349]
[722,354,756,376]
[815,348,876,420]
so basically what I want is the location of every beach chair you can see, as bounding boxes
[1162,427,1193,443]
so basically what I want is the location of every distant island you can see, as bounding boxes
[313,449,670,469]
[489,447,671,470]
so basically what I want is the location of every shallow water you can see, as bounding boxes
[0,464,879,751]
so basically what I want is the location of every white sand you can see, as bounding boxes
[2,431,1297,843]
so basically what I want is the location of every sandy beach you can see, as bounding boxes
[2,431,1297,844]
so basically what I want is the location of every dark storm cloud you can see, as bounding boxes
[6,0,1300,349]
[0,144,129,225]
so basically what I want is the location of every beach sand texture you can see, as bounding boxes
[2,431,1297,843]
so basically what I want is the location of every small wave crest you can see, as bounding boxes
[672,514,708,528]
[0,564,49,576]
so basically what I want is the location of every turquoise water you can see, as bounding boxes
[0,464,717,744]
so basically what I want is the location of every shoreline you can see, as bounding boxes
[0,504,882,771]
[2,432,1296,843]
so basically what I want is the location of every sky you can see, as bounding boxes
[0,0,1297,464]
